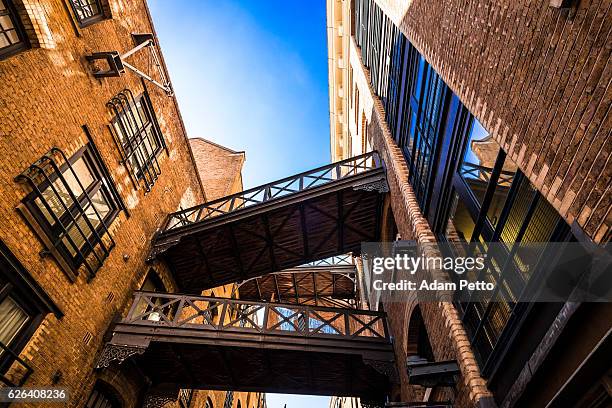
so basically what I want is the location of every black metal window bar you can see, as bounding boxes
[0,0,28,59]
[15,146,119,281]
[108,89,166,193]
[68,0,104,27]
[164,151,382,231]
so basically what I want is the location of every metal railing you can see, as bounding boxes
[297,254,354,268]
[163,151,382,232]
[125,291,390,341]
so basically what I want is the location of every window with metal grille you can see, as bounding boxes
[444,133,572,375]
[108,89,166,192]
[85,381,122,408]
[68,0,105,27]
[16,145,120,281]
[0,0,28,59]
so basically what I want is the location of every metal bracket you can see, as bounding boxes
[86,51,124,78]
[364,358,399,383]
[96,344,146,368]
[147,236,182,261]
[86,33,173,96]
[143,394,176,408]
[353,177,390,193]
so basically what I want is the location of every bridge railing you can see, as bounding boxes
[297,254,354,268]
[163,151,382,232]
[125,291,390,341]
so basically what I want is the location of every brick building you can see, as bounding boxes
[327,0,611,407]
[0,0,262,407]
[1,0,609,406]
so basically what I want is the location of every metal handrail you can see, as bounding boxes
[297,254,354,267]
[125,291,390,341]
[162,151,383,232]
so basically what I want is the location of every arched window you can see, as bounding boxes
[406,305,434,363]
[85,381,122,408]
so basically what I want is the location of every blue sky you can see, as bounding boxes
[149,0,330,189]
[149,1,332,406]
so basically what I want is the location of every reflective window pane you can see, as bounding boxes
[445,191,476,243]
[459,119,493,205]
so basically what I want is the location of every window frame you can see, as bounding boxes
[17,145,120,280]
[108,89,166,192]
[357,0,590,394]
[67,0,105,28]
[0,240,61,386]
[0,0,29,60]
[438,115,574,375]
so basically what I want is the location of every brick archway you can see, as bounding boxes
[406,305,434,362]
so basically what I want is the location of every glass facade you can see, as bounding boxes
[355,0,576,379]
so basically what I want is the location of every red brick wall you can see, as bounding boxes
[376,0,611,243]
[0,0,204,406]
[190,138,245,201]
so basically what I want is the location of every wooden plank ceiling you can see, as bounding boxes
[237,265,357,308]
